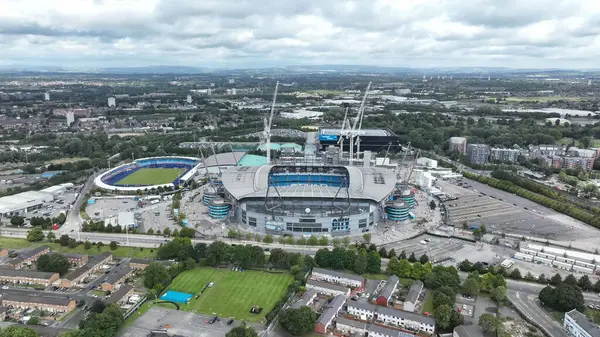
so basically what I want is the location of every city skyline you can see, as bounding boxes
[2,0,600,69]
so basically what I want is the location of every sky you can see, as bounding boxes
[2,0,600,69]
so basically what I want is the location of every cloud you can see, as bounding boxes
[0,0,599,68]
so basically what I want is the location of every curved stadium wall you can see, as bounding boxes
[94,156,201,193]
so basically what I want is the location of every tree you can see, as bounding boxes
[279,306,316,336]
[362,233,371,243]
[538,273,547,284]
[366,250,381,274]
[36,253,70,276]
[10,216,25,227]
[461,277,480,297]
[84,240,92,250]
[172,228,180,237]
[46,231,56,242]
[490,286,507,303]
[408,252,417,263]
[550,273,562,286]
[143,262,170,289]
[388,249,396,259]
[26,317,40,325]
[226,324,259,337]
[595,280,600,293]
[434,304,454,330]
[419,254,429,264]
[26,227,45,242]
[539,286,558,307]
[315,248,332,268]
[59,234,70,246]
[109,241,118,250]
[478,313,499,332]
[429,200,436,210]
[397,259,413,278]
[163,227,171,236]
[458,260,473,272]
[90,299,106,313]
[378,247,387,258]
[0,326,39,337]
[353,250,368,274]
[509,268,522,280]
[554,283,585,312]
[564,274,578,286]
[147,228,154,235]
[578,275,593,291]
[317,236,328,246]
[399,250,407,260]
[307,236,319,246]
[179,227,195,238]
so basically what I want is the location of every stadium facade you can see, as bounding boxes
[212,164,411,236]
[94,156,202,192]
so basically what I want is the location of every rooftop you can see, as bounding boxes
[312,268,364,282]
[567,310,600,337]
[0,268,57,280]
[306,279,349,293]
[103,266,131,285]
[405,280,423,304]
[221,165,396,202]
[320,128,392,137]
[106,284,134,304]
[346,300,435,326]
[237,154,267,167]
[2,293,73,306]
[316,295,345,326]
[378,275,399,300]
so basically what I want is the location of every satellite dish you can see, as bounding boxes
[305,208,311,214]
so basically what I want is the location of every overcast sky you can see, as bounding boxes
[2,0,600,69]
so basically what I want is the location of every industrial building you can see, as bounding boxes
[0,191,54,218]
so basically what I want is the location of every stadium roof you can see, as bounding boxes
[237,154,267,166]
[320,128,394,137]
[203,152,245,167]
[221,165,396,202]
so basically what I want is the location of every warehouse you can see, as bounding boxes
[513,253,533,262]
[552,260,572,271]
[0,191,54,218]
[574,260,596,269]
[537,252,556,260]
[555,256,575,264]
[519,248,537,256]
[572,265,594,274]
[533,256,552,266]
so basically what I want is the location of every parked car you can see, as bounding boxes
[227,319,234,326]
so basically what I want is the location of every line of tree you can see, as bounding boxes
[315,247,381,274]
[423,266,463,332]
[539,283,585,312]
[464,171,600,229]
[0,326,39,337]
[386,257,433,281]
[59,303,125,337]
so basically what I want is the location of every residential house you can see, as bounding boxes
[403,280,423,312]
[1,293,76,313]
[105,284,134,306]
[291,289,317,309]
[314,295,345,334]
[310,268,364,288]
[129,258,152,271]
[59,252,112,288]
[306,279,351,297]
[6,246,50,269]
[0,269,59,287]
[101,266,132,291]
[376,275,399,307]
[346,301,435,335]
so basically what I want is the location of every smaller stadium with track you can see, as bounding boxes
[94,156,202,192]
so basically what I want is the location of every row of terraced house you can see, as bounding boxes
[303,268,436,337]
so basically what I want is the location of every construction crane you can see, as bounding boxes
[337,107,350,162]
[349,82,372,164]
[264,81,279,165]
[405,149,421,184]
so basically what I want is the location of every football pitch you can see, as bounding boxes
[116,168,185,185]
[164,267,292,322]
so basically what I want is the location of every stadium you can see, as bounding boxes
[94,156,202,192]
[206,164,414,235]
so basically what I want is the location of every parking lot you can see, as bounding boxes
[120,306,264,337]
[20,189,80,223]
[437,179,600,243]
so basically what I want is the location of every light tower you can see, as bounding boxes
[264,82,279,165]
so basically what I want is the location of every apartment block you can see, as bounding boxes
[449,137,467,154]
[490,148,520,162]
[467,144,490,165]
[564,309,600,337]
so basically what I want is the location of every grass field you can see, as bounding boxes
[0,237,156,259]
[116,168,185,185]
[164,267,292,322]
[421,292,434,314]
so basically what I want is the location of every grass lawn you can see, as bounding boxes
[0,237,156,259]
[116,168,185,185]
[421,291,434,314]
[164,267,292,322]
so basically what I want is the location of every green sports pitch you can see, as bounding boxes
[116,167,185,185]
[163,267,292,322]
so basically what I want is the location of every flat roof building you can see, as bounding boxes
[564,309,600,337]
[0,191,54,218]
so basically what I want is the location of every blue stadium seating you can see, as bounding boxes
[268,173,348,187]
[101,158,198,187]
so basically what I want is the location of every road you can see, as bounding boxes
[508,290,568,337]
[61,172,99,234]
[0,227,323,254]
